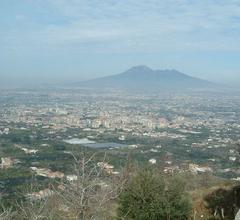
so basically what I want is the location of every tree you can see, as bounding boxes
[204,185,240,220]
[4,154,124,220]
[0,205,15,220]
[117,168,192,220]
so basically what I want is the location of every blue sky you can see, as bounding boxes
[1,0,240,86]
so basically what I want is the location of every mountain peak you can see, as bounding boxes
[78,65,216,91]
[126,65,153,73]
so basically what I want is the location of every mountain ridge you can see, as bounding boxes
[76,65,217,91]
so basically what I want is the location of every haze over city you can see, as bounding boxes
[1,1,240,219]
[1,0,240,87]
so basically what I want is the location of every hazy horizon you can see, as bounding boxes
[1,1,240,87]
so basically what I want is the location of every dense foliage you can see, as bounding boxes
[118,168,192,220]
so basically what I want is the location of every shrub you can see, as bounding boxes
[117,168,192,220]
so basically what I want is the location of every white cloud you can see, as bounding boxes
[2,0,240,52]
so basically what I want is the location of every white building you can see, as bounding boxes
[149,159,157,164]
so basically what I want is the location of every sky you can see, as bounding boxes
[1,0,240,87]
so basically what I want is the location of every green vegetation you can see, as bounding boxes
[0,156,239,220]
[118,167,192,220]
[204,185,240,220]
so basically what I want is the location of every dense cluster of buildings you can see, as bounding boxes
[0,90,239,199]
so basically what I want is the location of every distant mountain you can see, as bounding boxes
[76,65,216,91]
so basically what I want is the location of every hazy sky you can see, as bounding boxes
[1,0,240,86]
